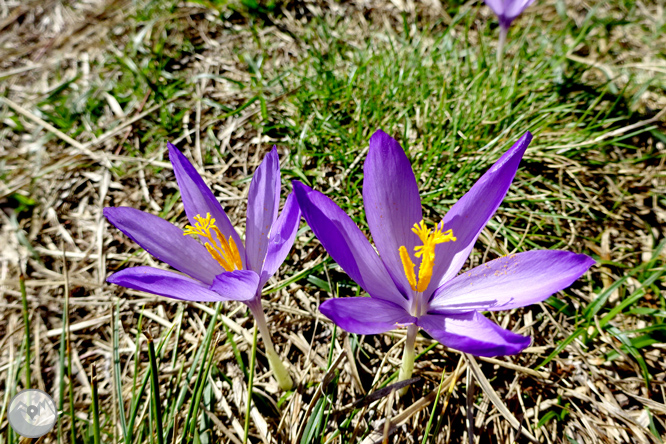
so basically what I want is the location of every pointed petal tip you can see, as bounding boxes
[166,141,181,158]
[292,179,311,195]
[106,268,138,287]
[578,253,596,269]
[487,130,533,174]
[106,270,120,285]
[267,145,280,164]
[496,334,532,356]
[512,130,533,154]
[103,206,128,227]
[370,128,390,140]
[265,145,279,161]
[166,140,190,167]
[462,332,532,357]
[368,128,400,150]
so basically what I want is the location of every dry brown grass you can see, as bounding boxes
[1,0,665,443]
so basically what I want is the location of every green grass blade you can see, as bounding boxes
[147,334,165,444]
[113,302,128,436]
[126,318,176,444]
[91,364,101,444]
[584,239,666,321]
[606,327,652,388]
[178,302,222,444]
[422,369,447,444]
[536,327,587,370]
[597,268,665,332]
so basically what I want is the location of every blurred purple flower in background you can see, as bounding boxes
[294,129,593,389]
[105,143,300,390]
[484,0,536,61]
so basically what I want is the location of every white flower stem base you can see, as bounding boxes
[398,323,418,396]
[266,348,293,391]
[249,300,294,391]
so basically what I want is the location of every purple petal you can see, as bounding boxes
[260,192,301,287]
[418,311,531,357]
[484,0,535,27]
[293,181,408,310]
[426,132,532,296]
[483,0,504,15]
[167,142,246,268]
[210,270,260,301]
[246,147,281,273]
[430,250,595,312]
[107,266,223,302]
[504,0,536,20]
[320,297,415,335]
[104,207,222,284]
[363,130,423,295]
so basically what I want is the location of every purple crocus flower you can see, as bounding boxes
[105,143,301,390]
[484,0,535,30]
[294,130,594,385]
[483,0,536,61]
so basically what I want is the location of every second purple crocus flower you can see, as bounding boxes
[484,0,536,61]
[294,130,594,388]
[105,143,301,390]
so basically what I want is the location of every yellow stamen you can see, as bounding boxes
[399,246,417,292]
[205,243,232,270]
[228,237,243,270]
[183,213,242,272]
[399,220,457,293]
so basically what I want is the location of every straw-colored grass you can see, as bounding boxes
[1,0,665,442]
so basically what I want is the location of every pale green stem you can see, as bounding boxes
[497,26,508,66]
[248,300,294,391]
[398,323,419,396]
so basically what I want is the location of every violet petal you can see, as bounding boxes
[417,311,531,357]
[104,206,221,284]
[293,181,408,310]
[363,129,423,296]
[484,0,535,28]
[210,270,260,301]
[260,191,301,288]
[246,147,281,273]
[107,266,223,301]
[504,0,536,21]
[320,297,415,335]
[167,142,246,268]
[430,250,595,312]
[425,132,532,296]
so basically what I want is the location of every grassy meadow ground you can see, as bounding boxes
[1,0,666,442]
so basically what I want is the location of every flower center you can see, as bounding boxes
[183,213,242,272]
[399,220,456,293]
